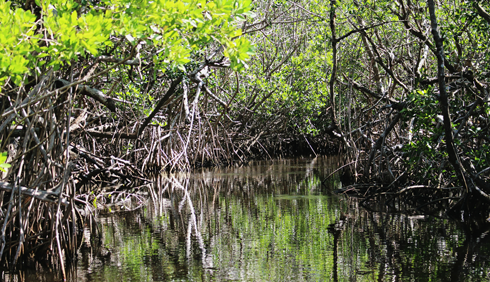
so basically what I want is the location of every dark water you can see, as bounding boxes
[4,157,490,281]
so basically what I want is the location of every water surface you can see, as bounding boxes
[5,157,490,281]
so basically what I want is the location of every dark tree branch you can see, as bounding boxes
[0,181,69,205]
[394,0,458,73]
[137,78,182,136]
[97,55,143,66]
[364,111,403,176]
[361,33,409,92]
[474,2,490,26]
[342,74,397,104]
[56,79,116,112]
[428,0,470,193]
[337,21,397,42]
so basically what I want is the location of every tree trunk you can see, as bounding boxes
[427,0,470,193]
[329,0,338,125]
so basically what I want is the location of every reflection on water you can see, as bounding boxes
[4,156,490,281]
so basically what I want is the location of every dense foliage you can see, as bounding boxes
[1,0,490,271]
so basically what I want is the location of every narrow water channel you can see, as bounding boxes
[5,157,490,281]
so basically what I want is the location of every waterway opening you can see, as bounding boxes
[4,156,490,281]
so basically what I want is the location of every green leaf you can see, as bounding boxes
[0,151,10,173]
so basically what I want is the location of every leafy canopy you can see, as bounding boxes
[0,0,254,90]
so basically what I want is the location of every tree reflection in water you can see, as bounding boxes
[3,157,490,281]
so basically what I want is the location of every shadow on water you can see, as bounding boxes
[3,156,490,281]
